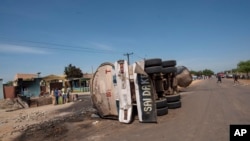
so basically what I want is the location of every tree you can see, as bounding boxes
[190,70,198,75]
[237,60,250,78]
[224,69,238,74]
[64,64,83,88]
[232,68,238,73]
[190,70,201,76]
[190,69,214,77]
[202,69,214,76]
[197,71,203,77]
[64,64,83,79]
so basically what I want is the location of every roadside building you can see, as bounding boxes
[0,78,4,99]
[42,74,66,94]
[14,73,42,97]
[65,73,92,92]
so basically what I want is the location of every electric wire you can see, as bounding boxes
[0,36,124,54]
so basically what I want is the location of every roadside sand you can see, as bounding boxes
[238,79,250,85]
[0,94,93,141]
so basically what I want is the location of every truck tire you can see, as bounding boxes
[157,107,168,116]
[167,101,181,109]
[145,58,162,67]
[162,60,176,68]
[162,67,177,74]
[145,66,162,74]
[156,98,168,109]
[165,94,181,103]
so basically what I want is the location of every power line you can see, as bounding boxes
[0,36,124,54]
[133,53,145,60]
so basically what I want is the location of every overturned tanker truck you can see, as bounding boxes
[91,58,192,123]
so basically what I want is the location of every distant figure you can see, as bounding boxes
[217,74,222,83]
[62,87,67,104]
[58,89,63,104]
[50,88,55,105]
[54,88,59,105]
[234,74,240,85]
[66,87,71,102]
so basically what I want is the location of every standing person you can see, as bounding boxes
[62,87,67,104]
[58,88,62,104]
[54,88,59,105]
[217,74,222,83]
[50,88,55,105]
[66,87,71,103]
[234,74,240,85]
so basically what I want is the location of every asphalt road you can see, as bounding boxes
[82,78,250,141]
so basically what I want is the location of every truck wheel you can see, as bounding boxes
[157,107,168,116]
[145,66,162,74]
[156,98,168,109]
[162,60,176,68]
[145,58,162,67]
[162,67,177,74]
[167,101,181,109]
[165,94,181,103]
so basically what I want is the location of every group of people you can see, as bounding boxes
[217,74,240,84]
[50,87,71,105]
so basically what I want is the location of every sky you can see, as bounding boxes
[0,0,250,82]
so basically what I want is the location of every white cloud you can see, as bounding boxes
[0,44,48,54]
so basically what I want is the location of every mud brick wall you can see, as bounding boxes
[4,86,16,99]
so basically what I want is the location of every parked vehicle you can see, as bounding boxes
[226,74,233,78]
[217,73,225,78]
[192,75,198,80]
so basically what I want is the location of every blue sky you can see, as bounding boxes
[0,0,250,82]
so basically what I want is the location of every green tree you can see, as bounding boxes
[190,70,197,75]
[237,60,250,78]
[197,71,203,77]
[190,70,202,76]
[64,64,83,79]
[232,68,238,73]
[190,69,214,77]
[202,69,214,76]
[64,64,83,88]
[224,69,237,74]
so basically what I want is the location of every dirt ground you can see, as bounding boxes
[0,79,248,141]
[0,94,95,141]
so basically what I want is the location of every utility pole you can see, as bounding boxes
[124,52,133,65]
